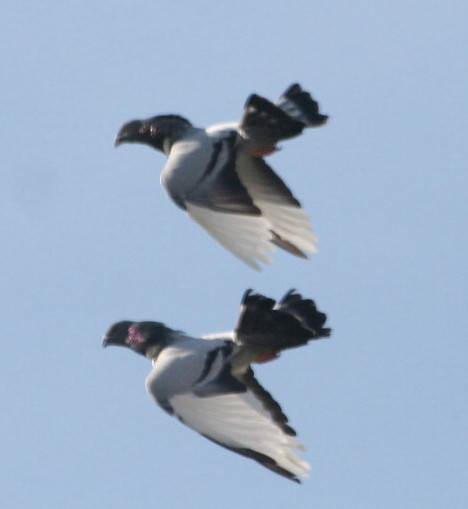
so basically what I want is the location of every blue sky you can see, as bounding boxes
[2,1,467,508]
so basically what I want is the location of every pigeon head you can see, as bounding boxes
[114,115,192,153]
[103,320,171,359]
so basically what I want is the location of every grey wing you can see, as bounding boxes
[185,202,275,270]
[186,139,317,264]
[183,132,277,270]
[235,151,317,256]
[168,365,309,482]
[145,338,310,481]
[177,130,260,215]
[182,122,316,266]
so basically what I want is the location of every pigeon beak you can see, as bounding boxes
[102,333,126,348]
[102,334,118,348]
[114,135,123,147]
[114,127,130,147]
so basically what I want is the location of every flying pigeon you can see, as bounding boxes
[115,84,328,270]
[103,289,331,482]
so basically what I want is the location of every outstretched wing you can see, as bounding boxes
[167,371,309,483]
[235,152,317,257]
[185,136,317,268]
[178,131,274,270]
[146,339,309,482]
[186,202,275,270]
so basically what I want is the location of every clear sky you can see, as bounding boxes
[2,1,467,508]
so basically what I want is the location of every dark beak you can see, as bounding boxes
[102,321,132,348]
[114,125,131,147]
[114,120,142,147]
[102,333,120,348]
[114,134,123,147]
[102,332,129,348]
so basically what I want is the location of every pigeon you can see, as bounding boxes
[115,84,328,270]
[103,289,331,482]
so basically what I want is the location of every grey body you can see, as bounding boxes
[160,126,240,211]
[145,334,229,403]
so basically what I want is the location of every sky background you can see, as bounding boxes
[1,1,467,508]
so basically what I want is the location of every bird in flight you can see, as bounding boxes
[103,289,330,482]
[115,84,328,270]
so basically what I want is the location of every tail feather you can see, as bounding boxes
[277,289,331,337]
[241,94,305,141]
[235,289,330,352]
[276,83,328,127]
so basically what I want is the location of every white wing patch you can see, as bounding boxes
[186,202,274,270]
[255,201,317,254]
[236,152,318,255]
[170,391,310,479]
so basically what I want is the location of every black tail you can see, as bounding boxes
[241,94,306,140]
[235,289,331,352]
[276,83,328,127]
